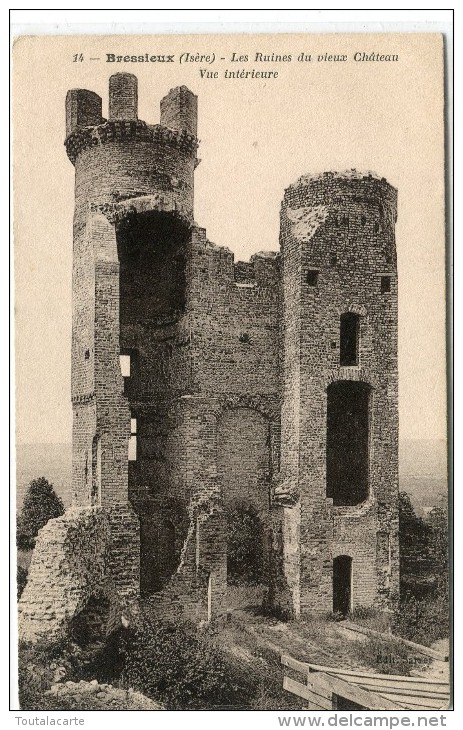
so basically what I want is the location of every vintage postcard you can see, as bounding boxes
[13,32,449,713]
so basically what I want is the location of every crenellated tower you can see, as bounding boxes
[278,170,399,615]
[65,73,199,608]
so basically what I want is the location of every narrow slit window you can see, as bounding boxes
[120,354,131,377]
[381,275,391,294]
[128,417,137,461]
[340,312,360,366]
[307,269,319,287]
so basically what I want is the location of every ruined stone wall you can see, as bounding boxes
[126,218,282,604]
[187,228,281,397]
[279,171,399,614]
[18,508,124,643]
[217,408,271,514]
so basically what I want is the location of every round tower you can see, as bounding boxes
[279,170,399,615]
[65,75,200,610]
[65,74,198,224]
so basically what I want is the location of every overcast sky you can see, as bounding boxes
[14,33,446,444]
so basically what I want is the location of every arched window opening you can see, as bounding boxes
[326,381,370,506]
[340,312,360,366]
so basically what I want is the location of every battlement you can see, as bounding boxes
[65,89,103,137]
[161,85,198,137]
[65,119,198,165]
[109,72,138,120]
[65,74,198,165]
[283,169,398,216]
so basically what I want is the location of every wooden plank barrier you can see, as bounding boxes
[281,654,450,711]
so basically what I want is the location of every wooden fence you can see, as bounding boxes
[282,654,450,711]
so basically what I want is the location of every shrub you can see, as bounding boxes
[393,593,449,647]
[326,610,345,622]
[17,477,64,550]
[350,605,377,621]
[17,566,28,599]
[121,615,257,709]
[18,639,80,710]
[227,504,264,585]
[349,606,392,634]
[399,491,433,585]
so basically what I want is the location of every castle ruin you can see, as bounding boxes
[19,73,399,642]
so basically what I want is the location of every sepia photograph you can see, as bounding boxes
[12,26,450,714]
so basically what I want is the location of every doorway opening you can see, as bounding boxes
[333,555,352,616]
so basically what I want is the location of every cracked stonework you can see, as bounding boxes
[285,205,328,242]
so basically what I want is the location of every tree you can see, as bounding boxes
[17,477,64,550]
[17,566,28,599]
[426,497,448,597]
[398,491,432,596]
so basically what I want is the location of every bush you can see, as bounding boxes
[227,504,264,585]
[18,638,80,710]
[17,566,28,599]
[17,477,64,550]
[393,593,449,647]
[326,610,345,622]
[349,606,392,634]
[121,615,257,709]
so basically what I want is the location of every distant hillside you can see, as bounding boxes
[399,439,448,515]
[14,439,448,516]
[15,443,72,511]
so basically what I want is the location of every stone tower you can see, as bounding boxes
[278,171,399,615]
[66,73,200,610]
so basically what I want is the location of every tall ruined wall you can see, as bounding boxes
[66,74,198,510]
[18,508,118,642]
[130,224,282,606]
[187,228,281,397]
[279,171,399,615]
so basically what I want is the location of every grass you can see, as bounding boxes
[227,583,267,613]
[17,581,445,710]
[348,606,393,634]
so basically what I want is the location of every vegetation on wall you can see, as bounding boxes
[227,504,265,586]
[396,492,449,646]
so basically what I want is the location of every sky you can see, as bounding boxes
[13,33,446,444]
